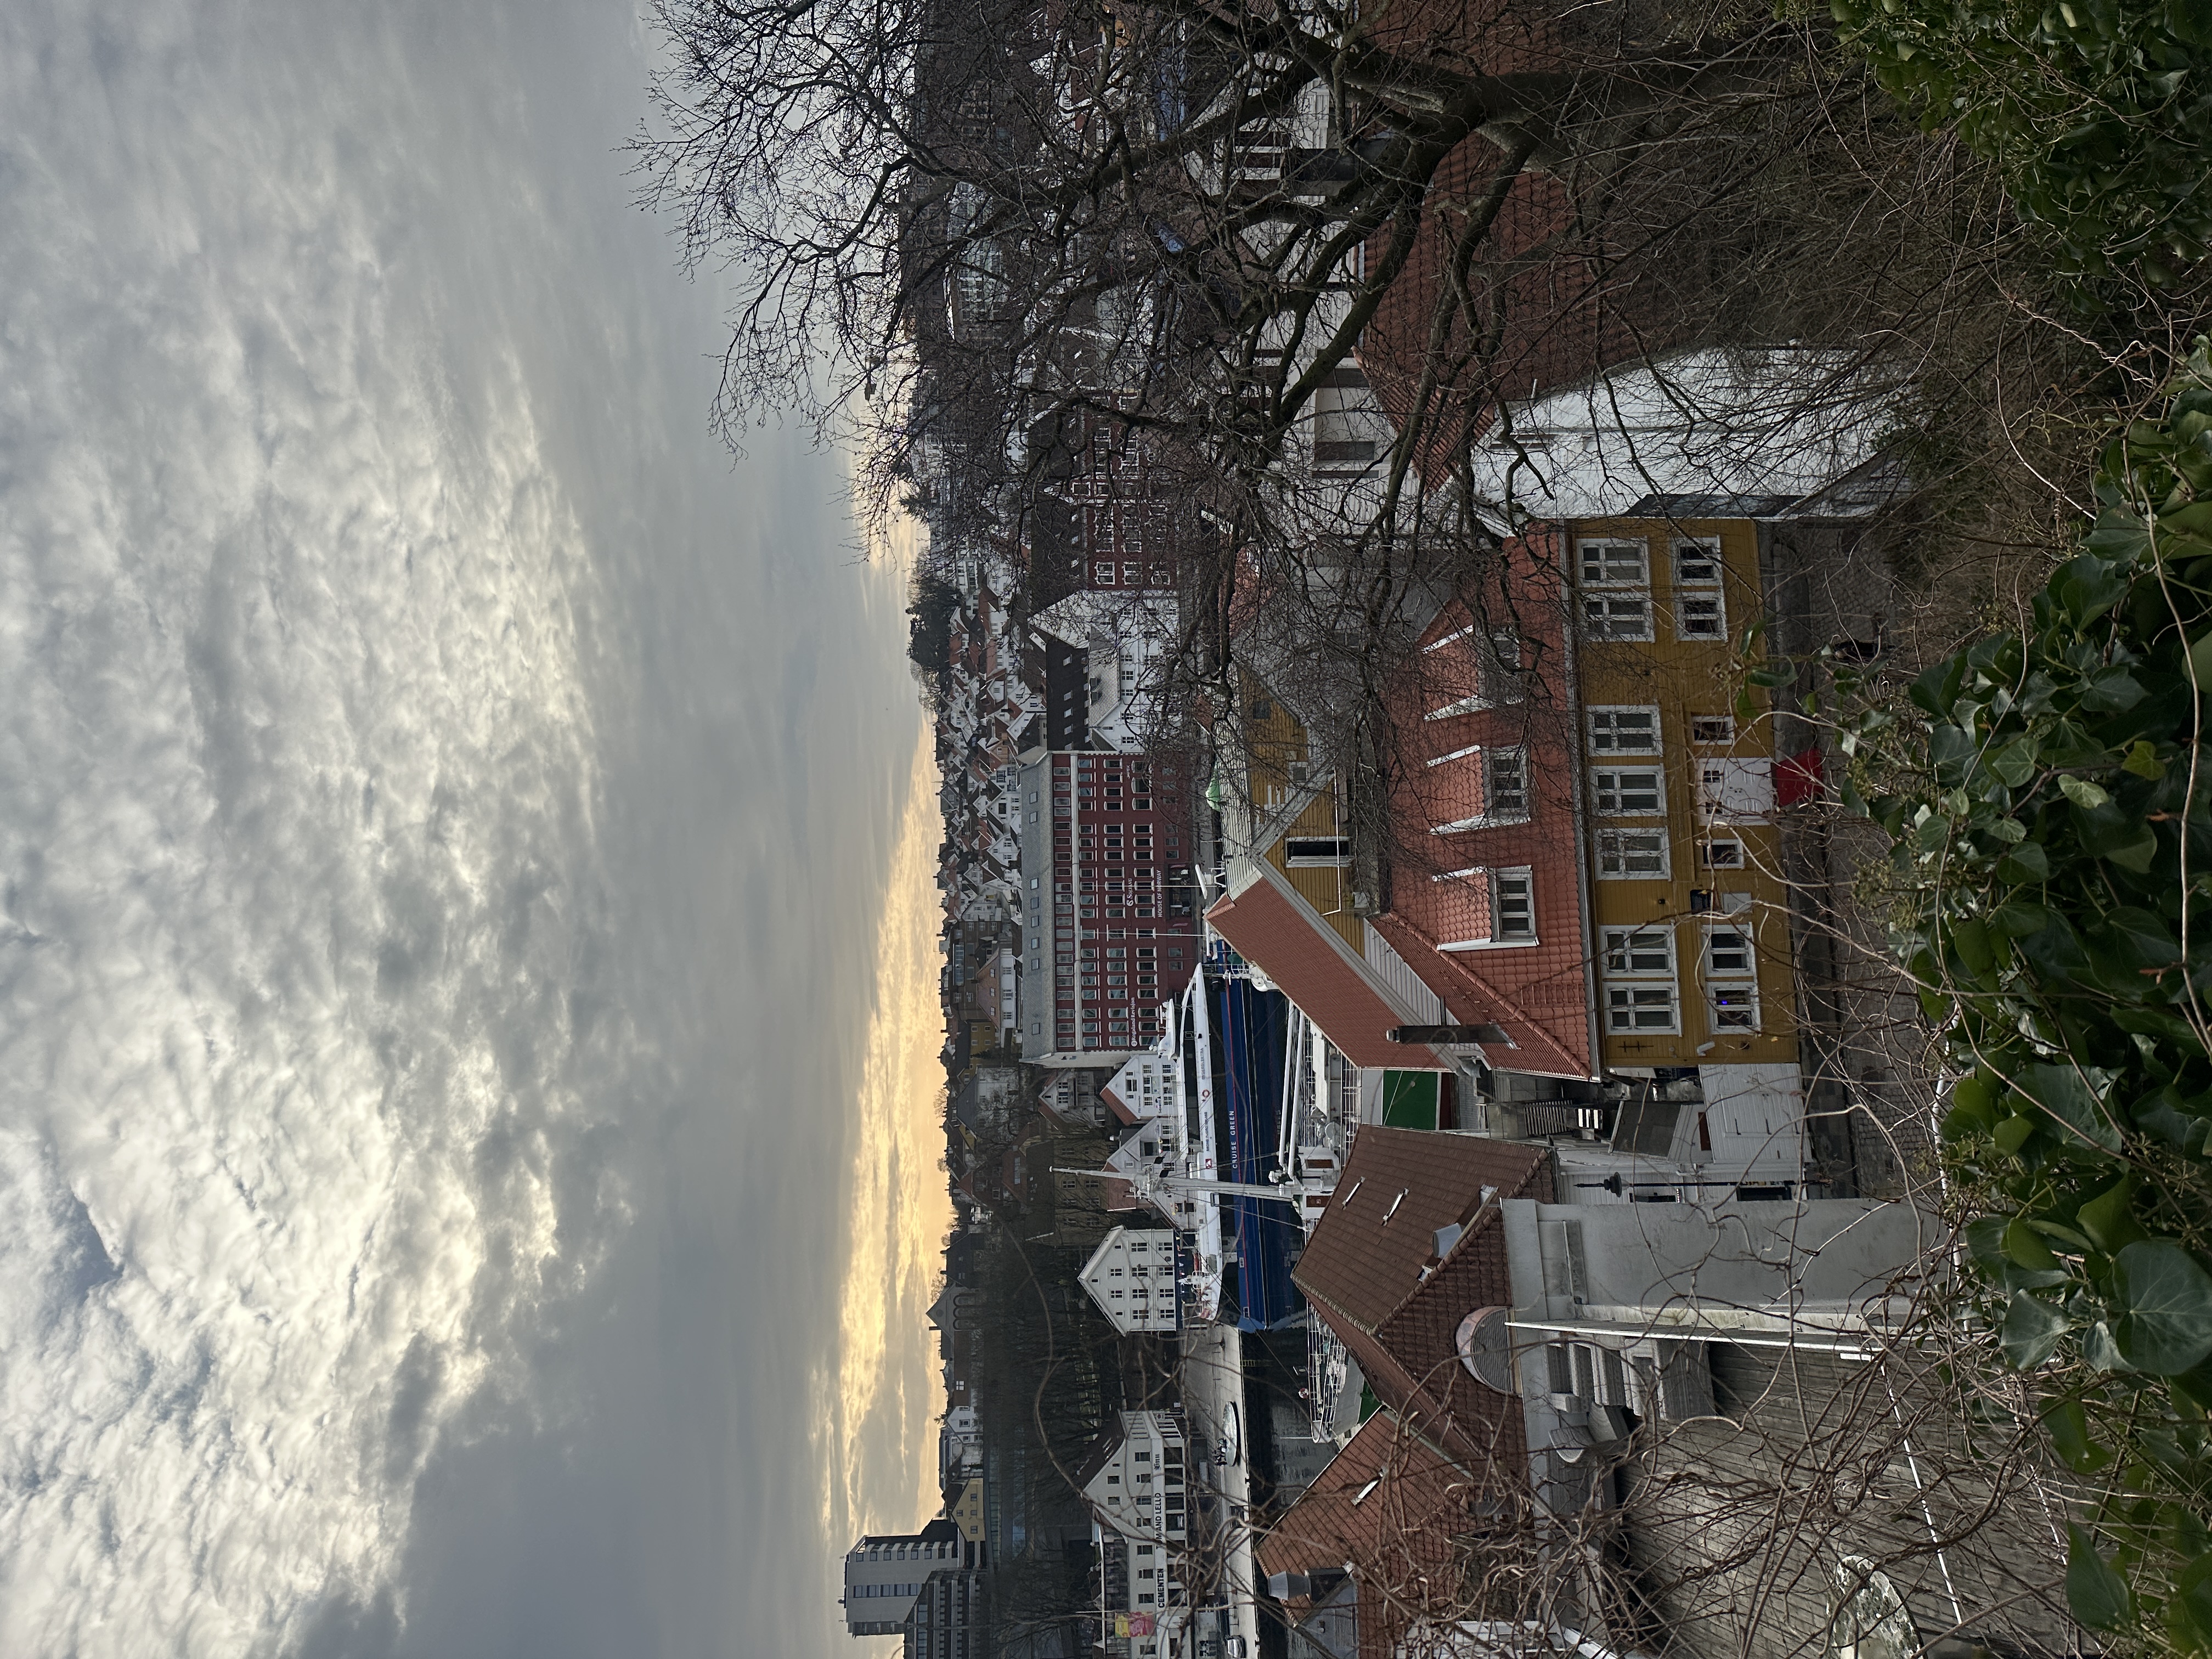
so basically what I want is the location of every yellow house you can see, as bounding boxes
[1569,515,1805,1181]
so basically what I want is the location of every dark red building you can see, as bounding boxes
[1016,748,1204,1060]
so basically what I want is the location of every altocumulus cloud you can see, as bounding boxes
[0,3,935,1658]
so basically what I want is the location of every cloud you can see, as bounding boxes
[0,2,934,1656]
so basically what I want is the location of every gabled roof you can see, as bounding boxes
[1204,861,1441,1070]
[1253,1409,1486,1659]
[1293,1129,1550,1472]
[1297,1130,1548,1336]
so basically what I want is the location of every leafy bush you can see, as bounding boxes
[1825,0,2212,279]
[1836,341,2212,1637]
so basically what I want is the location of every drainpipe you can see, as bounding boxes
[1558,524,1605,1083]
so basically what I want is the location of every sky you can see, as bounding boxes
[0,3,948,1657]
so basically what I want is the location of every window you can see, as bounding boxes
[1579,538,1653,641]
[1676,591,1726,641]
[1606,984,1680,1033]
[1285,836,1351,866]
[1705,924,1759,1031]
[1706,925,1754,977]
[1423,628,1526,716]
[1597,828,1670,879]
[1492,870,1534,939]
[1673,538,1722,586]
[1701,838,1746,870]
[1602,927,1675,976]
[1691,715,1735,746]
[1583,593,1652,642]
[1708,983,1760,1031]
[1589,707,1661,754]
[1581,540,1648,586]
[1486,748,1529,820]
[1671,541,1726,640]
[1594,767,1664,815]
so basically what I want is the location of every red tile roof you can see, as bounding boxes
[1294,1128,1550,1474]
[1203,865,1437,1071]
[1255,1409,1522,1659]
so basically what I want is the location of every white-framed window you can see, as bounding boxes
[1492,868,1535,939]
[1597,828,1671,879]
[1583,594,1653,642]
[1602,926,1675,976]
[1676,591,1726,641]
[1594,766,1665,815]
[1581,539,1649,587]
[1672,537,1723,586]
[1707,983,1760,1031]
[1700,838,1746,870]
[1703,922,1760,1032]
[1579,539,1653,642]
[1672,540,1726,641]
[1705,924,1756,977]
[1690,715,1736,746]
[1487,748,1530,820]
[1588,706,1661,754]
[1606,983,1680,1033]
[1285,836,1351,867]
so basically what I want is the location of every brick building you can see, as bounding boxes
[1015,748,1204,1062]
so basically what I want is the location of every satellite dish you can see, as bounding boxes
[1455,1307,1516,1394]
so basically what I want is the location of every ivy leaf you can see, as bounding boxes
[2059,774,2111,809]
[2080,667,2146,712]
[1991,901,2052,936]
[1987,737,2038,787]
[1997,842,2052,883]
[2113,1240,2212,1374]
[2002,1289,2071,1368]
[2042,1396,2110,1472]
[2054,555,2131,625]
[2067,1523,2134,1630]
[2078,1177,2146,1254]
[2123,739,2169,780]
[2169,1551,2212,1653]
[2014,1063,2124,1153]
[2005,1216,2059,1269]
[2108,828,2159,874]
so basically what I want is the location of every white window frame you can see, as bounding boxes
[1672,537,1723,588]
[1422,628,1526,717]
[1706,981,1761,1032]
[1579,538,1654,642]
[1588,705,1662,755]
[1610,929,1672,1035]
[1441,865,1540,950]
[1596,827,1671,879]
[1702,921,1760,1032]
[1594,765,1666,816]
[1602,926,1676,977]
[1675,588,1728,643]
[1491,868,1536,941]
[1485,747,1530,822]
[1580,539,1650,588]
[1703,922,1757,979]
[1700,838,1747,871]
[1583,592,1654,643]
[1284,836,1352,867]
[1605,983,1681,1034]
[1690,715,1736,746]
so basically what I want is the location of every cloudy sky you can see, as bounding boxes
[0,3,947,1657]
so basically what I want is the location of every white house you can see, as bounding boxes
[1079,1226,1182,1334]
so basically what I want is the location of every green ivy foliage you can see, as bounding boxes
[1836,341,2212,1638]
[1822,0,2212,279]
